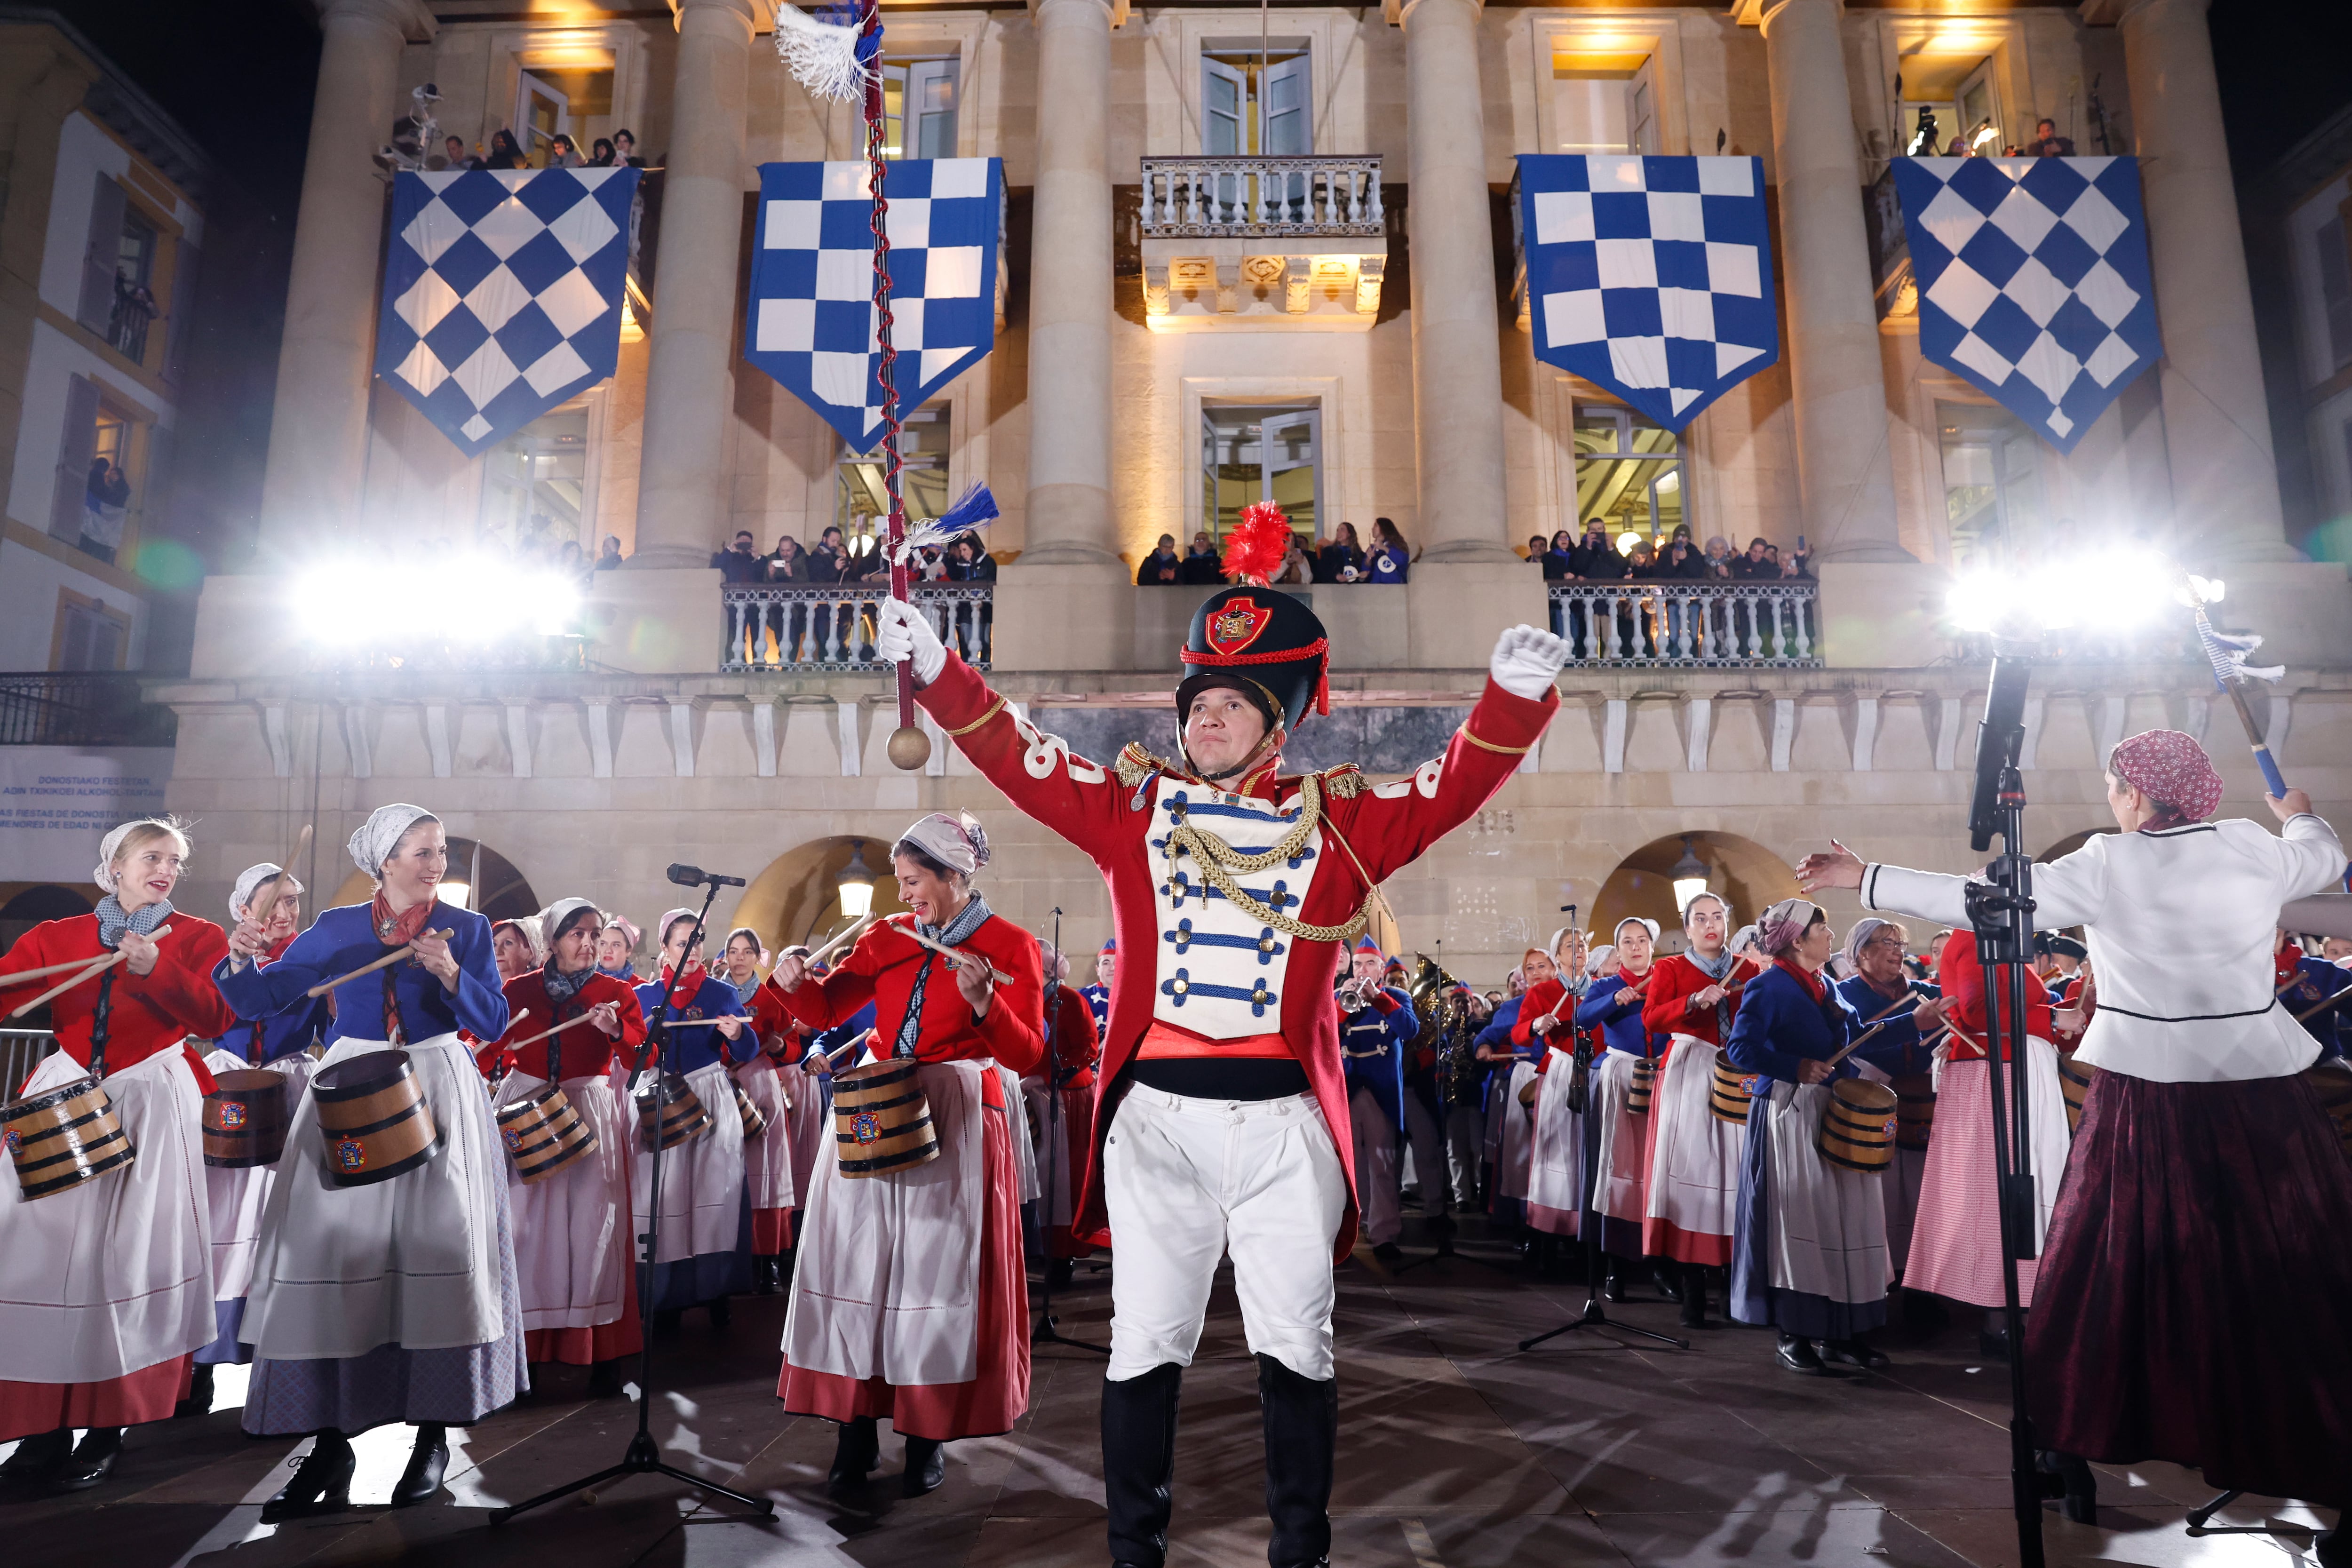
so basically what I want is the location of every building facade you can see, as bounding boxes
[149,0,2352,981]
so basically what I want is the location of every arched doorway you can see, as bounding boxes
[0,883,95,957]
[2038,827,2116,863]
[326,836,539,920]
[1592,832,1798,955]
[735,836,913,955]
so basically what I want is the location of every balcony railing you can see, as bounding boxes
[1548,582,1821,667]
[723,584,993,673]
[1140,156,1385,239]
[0,672,176,746]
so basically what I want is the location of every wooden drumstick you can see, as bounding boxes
[666,1014,754,1028]
[2295,978,2352,1023]
[804,913,875,970]
[305,930,456,998]
[8,926,174,1020]
[3,953,148,988]
[1822,995,1928,1069]
[508,1010,625,1053]
[903,926,1013,985]
[244,824,314,927]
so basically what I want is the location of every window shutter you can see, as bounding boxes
[77,175,127,334]
[51,374,102,541]
[164,237,200,382]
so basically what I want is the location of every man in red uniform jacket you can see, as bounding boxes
[877,586,1565,1568]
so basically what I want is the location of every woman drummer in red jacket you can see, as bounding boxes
[764,811,1044,1501]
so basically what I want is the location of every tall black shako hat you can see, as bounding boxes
[1176,586,1331,737]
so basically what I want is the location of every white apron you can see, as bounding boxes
[1003,1067,1040,1205]
[778,1061,826,1205]
[493,1069,631,1332]
[1847,1058,1925,1273]
[198,1048,317,1304]
[781,1059,986,1387]
[1494,1061,1537,1202]
[1589,1051,1652,1226]
[0,1047,215,1383]
[1757,1080,1891,1305]
[242,1032,505,1359]
[735,1060,797,1212]
[1645,1035,1745,1244]
[1526,1048,1587,1215]
[630,1059,747,1264]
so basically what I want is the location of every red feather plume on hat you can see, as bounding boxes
[1220,501,1294,587]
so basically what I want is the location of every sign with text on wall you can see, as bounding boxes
[0,748,173,883]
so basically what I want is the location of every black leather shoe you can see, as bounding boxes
[175,1361,215,1419]
[2314,1523,2348,1568]
[826,1416,879,1499]
[49,1427,124,1492]
[392,1424,448,1507]
[1776,1334,1831,1376]
[1978,1328,2011,1362]
[754,1257,783,1296]
[1653,1265,1684,1304]
[1371,1241,1404,1265]
[0,1427,71,1485]
[1602,1266,1626,1303]
[707,1295,732,1328]
[261,1435,355,1523]
[900,1435,946,1496]
[2035,1450,2096,1524]
[586,1359,626,1398]
[1678,1273,1712,1329]
[1818,1338,1890,1371]
[1044,1257,1075,1292]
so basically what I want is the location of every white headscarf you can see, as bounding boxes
[92,819,188,895]
[493,913,547,962]
[1614,916,1661,945]
[1587,944,1617,973]
[657,907,702,950]
[231,862,304,923]
[539,897,601,950]
[898,810,989,877]
[348,803,436,881]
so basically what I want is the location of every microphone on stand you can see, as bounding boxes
[667,863,746,888]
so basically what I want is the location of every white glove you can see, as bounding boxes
[874,598,947,686]
[1489,624,1569,700]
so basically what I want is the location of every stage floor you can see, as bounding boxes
[0,1210,2334,1567]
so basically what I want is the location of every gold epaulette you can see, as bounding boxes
[1114,742,1173,790]
[1318,763,1367,799]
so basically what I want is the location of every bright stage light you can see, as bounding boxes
[437,880,472,909]
[1945,549,2188,639]
[1615,531,1642,557]
[289,550,585,652]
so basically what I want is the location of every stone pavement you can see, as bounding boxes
[1,1215,2335,1568]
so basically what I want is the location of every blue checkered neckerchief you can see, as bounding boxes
[95,893,172,950]
[889,894,992,1060]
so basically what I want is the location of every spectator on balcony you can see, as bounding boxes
[1177,531,1224,586]
[548,134,583,169]
[555,540,591,587]
[80,459,129,565]
[1731,536,1777,581]
[1137,534,1181,586]
[1368,518,1410,584]
[1704,535,1734,578]
[807,525,848,584]
[2027,119,2077,158]
[485,129,528,170]
[713,530,764,584]
[614,129,644,168]
[1571,521,1629,581]
[1780,540,1814,581]
[1273,537,1311,585]
[437,135,468,171]
[948,537,996,582]
[588,138,618,168]
[765,535,808,583]
[595,535,625,572]
[1318,522,1367,584]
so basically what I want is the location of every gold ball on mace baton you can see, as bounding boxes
[887,724,931,771]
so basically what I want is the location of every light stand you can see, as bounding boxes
[492,870,775,1526]
[1033,907,1108,1355]
[1959,653,2046,1568]
[1517,1013,1687,1355]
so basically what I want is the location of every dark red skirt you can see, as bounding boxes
[2024,1068,2352,1507]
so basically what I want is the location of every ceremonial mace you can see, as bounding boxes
[2178,573,2288,798]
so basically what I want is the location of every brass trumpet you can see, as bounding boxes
[1410,954,1482,1107]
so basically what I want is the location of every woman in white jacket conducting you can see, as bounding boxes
[1798,729,2352,1552]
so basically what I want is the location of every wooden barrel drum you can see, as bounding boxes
[1892,1073,1936,1154]
[497,1084,597,1183]
[636,1074,711,1151]
[313,1050,439,1187]
[2058,1056,2098,1135]
[203,1070,291,1169]
[833,1058,938,1179]
[2,1076,135,1201]
[1627,1057,1656,1116]
[1817,1078,1899,1174]
[1707,1059,1753,1125]
[733,1083,769,1142]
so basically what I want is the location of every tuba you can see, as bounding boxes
[1410,955,1481,1108]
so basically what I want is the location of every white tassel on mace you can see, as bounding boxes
[773,4,872,103]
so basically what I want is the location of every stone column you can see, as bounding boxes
[1759,0,1906,563]
[628,0,763,570]
[2116,0,2292,562]
[992,0,1133,671]
[1398,0,1510,566]
[254,0,435,556]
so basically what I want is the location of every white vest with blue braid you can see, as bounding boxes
[1148,777,1323,1038]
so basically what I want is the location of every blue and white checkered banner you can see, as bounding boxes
[1516,155,1778,430]
[746,158,1002,453]
[1890,157,2161,453]
[375,167,639,457]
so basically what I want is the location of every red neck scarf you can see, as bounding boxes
[1774,955,1827,1004]
[371,891,436,947]
[661,962,707,1009]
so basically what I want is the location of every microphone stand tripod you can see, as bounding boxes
[1517,1016,1686,1355]
[492,876,775,1525]
[1033,907,1108,1355]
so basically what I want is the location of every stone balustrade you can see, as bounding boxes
[721,583,993,672]
[1139,155,1385,239]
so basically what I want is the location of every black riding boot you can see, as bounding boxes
[1257,1353,1337,1568]
[826,1415,880,1499]
[175,1360,215,1418]
[1103,1362,1184,1568]
[1678,1262,1712,1329]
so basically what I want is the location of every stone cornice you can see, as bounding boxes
[317,0,438,42]
[1027,0,1128,28]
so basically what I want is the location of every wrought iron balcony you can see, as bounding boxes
[1548,581,1821,667]
[0,672,176,746]
[1139,156,1385,239]
[722,583,993,673]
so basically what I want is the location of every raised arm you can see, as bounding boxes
[1799,836,2108,932]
